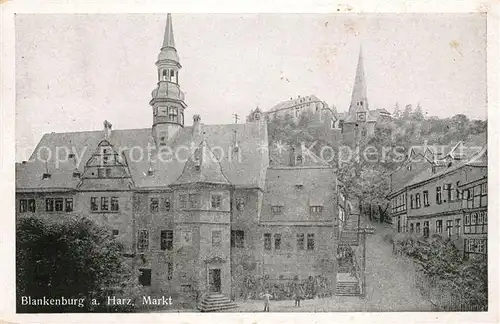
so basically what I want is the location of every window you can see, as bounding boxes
[436,220,443,233]
[166,262,173,280]
[105,168,112,177]
[55,198,64,212]
[211,194,222,209]
[271,206,284,215]
[160,230,173,251]
[110,197,119,211]
[464,238,487,257]
[180,285,191,292]
[91,197,98,211]
[456,181,461,200]
[410,194,414,209]
[65,198,73,212]
[410,223,414,233]
[46,198,54,212]
[415,193,421,208]
[168,107,178,122]
[310,206,323,214]
[416,222,421,233]
[464,211,487,234]
[236,198,245,211]
[139,268,152,286]
[179,194,187,209]
[97,168,105,178]
[101,197,109,211]
[20,199,33,213]
[296,233,305,250]
[455,219,461,237]
[274,233,281,250]
[473,185,481,207]
[392,192,407,213]
[436,187,442,204]
[444,183,452,202]
[137,230,149,252]
[423,191,429,206]
[446,220,453,237]
[112,229,119,237]
[150,197,159,213]
[423,221,430,237]
[295,107,300,117]
[231,230,245,248]
[165,197,171,211]
[480,182,487,207]
[264,233,272,251]
[212,230,222,247]
[189,194,199,208]
[307,234,315,250]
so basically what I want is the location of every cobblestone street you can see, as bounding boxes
[222,222,434,312]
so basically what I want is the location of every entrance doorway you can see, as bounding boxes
[209,269,221,293]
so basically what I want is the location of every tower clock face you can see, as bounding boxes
[158,107,168,116]
[357,113,366,121]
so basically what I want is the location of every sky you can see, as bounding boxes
[15,13,487,161]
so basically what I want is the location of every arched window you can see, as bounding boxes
[162,70,168,81]
[170,70,175,82]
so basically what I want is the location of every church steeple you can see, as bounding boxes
[162,13,176,49]
[150,13,187,148]
[348,46,369,115]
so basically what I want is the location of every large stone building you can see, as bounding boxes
[16,14,343,306]
[264,47,392,148]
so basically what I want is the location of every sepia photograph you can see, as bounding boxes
[8,9,493,318]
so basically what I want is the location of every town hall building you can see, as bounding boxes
[16,14,342,309]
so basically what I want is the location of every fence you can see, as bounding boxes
[393,250,486,312]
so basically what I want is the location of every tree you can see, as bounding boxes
[17,215,141,313]
[393,102,401,119]
[402,104,413,120]
[411,103,425,121]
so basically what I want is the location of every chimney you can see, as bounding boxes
[193,114,201,137]
[103,120,112,140]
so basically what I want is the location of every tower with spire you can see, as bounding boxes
[339,46,378,146]
[348,46,369,117]
[150,13,187,148]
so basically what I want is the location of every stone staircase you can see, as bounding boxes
[335,273,361,296]
[197,294,238,312]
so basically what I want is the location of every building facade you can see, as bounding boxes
[16,14,340,302]
[388,142,487,257]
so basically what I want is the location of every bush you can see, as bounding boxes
[16,215,142,313]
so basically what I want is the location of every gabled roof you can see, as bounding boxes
[174,140,230,185]
[18,122,269,191]
[406,147,487,188]
[77,139,135,191]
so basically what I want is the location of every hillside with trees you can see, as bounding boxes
[267,103,487,222]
